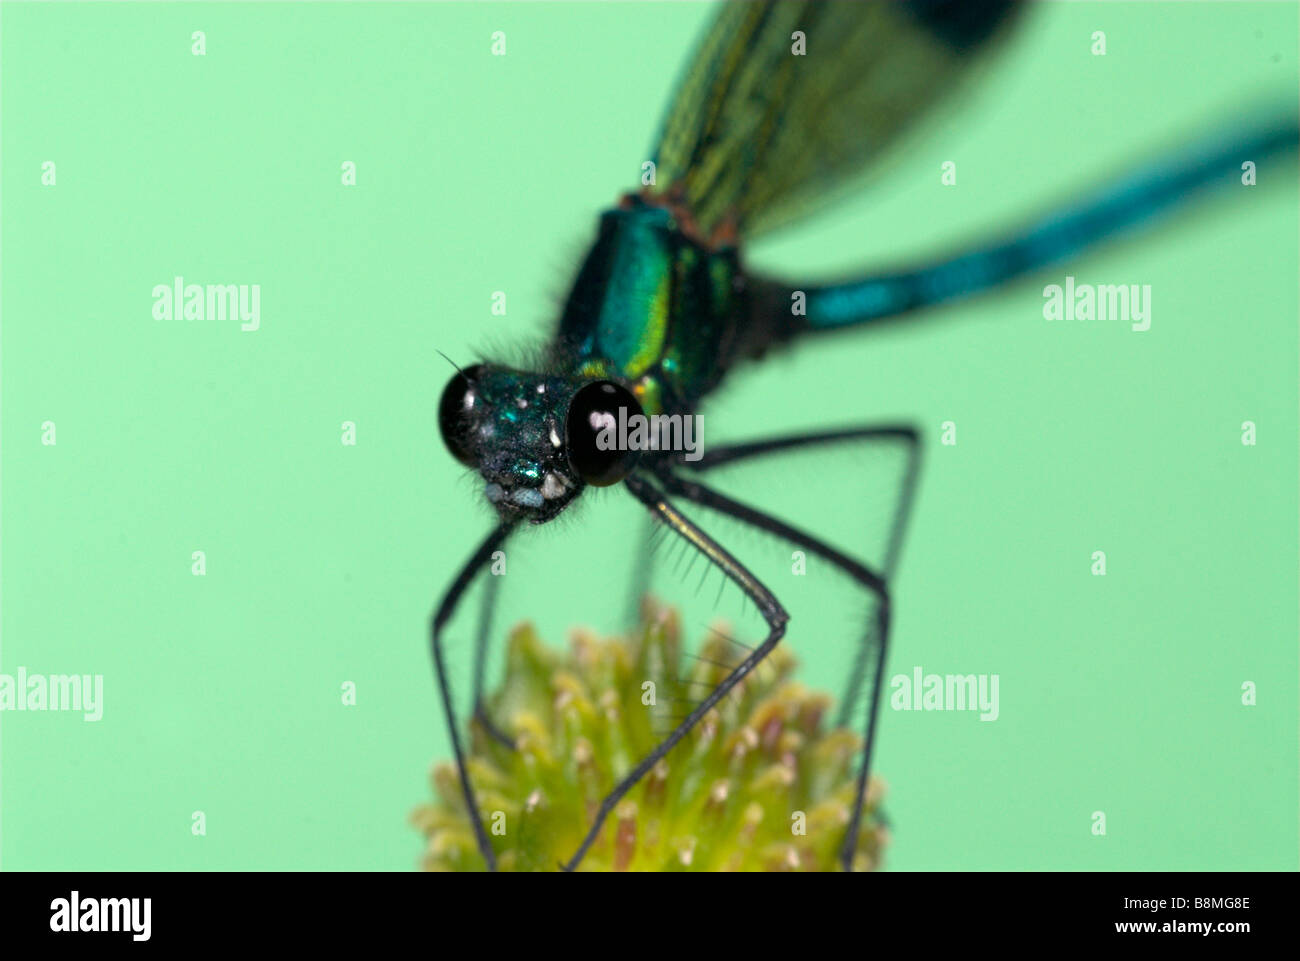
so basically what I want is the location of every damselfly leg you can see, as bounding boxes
[559,426,916,870]
[470,572,514,749]
[654,426,916,870]
[429,521,515,871]
[675,427,921,726]
[561,471,791,871]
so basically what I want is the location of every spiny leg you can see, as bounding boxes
[663,424,921,870]
[430,521,516,871]
[561,471,789,871]
[653,468,889,871]
[676,426,920,726]
[471,570,514,748]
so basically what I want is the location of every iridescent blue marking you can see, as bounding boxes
[803,115,1300,329]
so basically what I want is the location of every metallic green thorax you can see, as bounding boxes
[552,196,745,417]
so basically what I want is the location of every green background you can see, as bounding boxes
[2,1,1296,871]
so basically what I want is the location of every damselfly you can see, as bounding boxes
[431,0,1298,871]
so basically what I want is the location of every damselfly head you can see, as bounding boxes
[438,365,643,523]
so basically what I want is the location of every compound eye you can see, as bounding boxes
[565,380,644,487]
[438,364,484,466]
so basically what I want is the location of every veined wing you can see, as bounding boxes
[648,0,1023,242]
